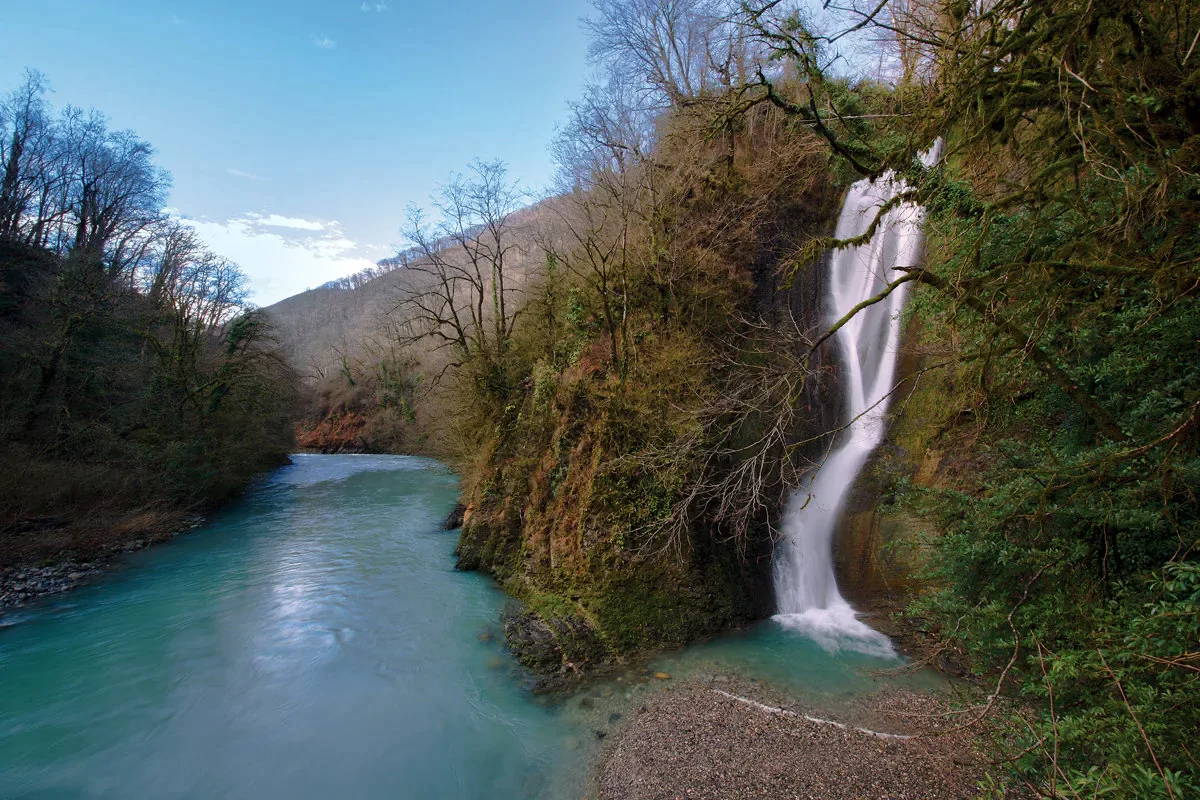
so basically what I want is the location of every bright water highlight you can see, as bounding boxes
[0,455,585,799]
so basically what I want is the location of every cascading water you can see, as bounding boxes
[774,145,941,657]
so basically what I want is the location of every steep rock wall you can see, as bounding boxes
[454,174,844,681]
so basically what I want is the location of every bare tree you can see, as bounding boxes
[390,160,527,397]
[1,77,170,273]
[141,219,204,304]
[628,313,822,555]
[539,177,635,376]
[0,70,59,244]
[585,0,739,105]
[553,69,658,190]
[60,111,169,260]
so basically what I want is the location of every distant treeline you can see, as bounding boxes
[0,70,298,564]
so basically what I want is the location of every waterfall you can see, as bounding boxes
[773,145,940,657]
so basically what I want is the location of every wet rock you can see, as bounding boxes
[504,610,563,672]
[442,502,467,530]
[502,605,608,687]
[453,543,482,572]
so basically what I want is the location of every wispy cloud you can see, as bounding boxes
[168,14,183,25]
[313,35,337,49]
[361,2,388,11]
[226,168,266,182]
[247,213,328,231]
[179,212,377,304]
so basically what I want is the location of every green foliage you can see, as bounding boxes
[753,0,1200,792]
[0,241,297,562]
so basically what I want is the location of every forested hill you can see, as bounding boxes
[264,194,572,454]
[0,72,297,568]
[261,264,426,452]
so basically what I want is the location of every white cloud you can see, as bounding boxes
[314,35,337,49]
[360,2,388,10]
[308,236,358,256]
[180,212,379,304]
[226,168,266,181]
[246,213,328,231]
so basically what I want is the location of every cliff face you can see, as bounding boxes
[453,363,779,675]
[452,168,843,678]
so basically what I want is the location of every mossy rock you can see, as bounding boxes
[502,604,608,675]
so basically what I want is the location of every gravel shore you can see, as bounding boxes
[599,680,1012,800]
[0,560,103,612]
[0,515,204,616]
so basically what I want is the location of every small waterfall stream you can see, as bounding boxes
[774,147,940,657]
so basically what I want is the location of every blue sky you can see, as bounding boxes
[1,0,593,303]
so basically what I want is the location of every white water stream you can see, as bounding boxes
[774,147,940,657]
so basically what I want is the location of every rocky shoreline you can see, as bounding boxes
[0,515,204,617]
[596,679,1022,800]
[0,560,105,611]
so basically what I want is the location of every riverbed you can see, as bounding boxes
[0,455,935,799]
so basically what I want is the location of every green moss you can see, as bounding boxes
[587,574,698,653]
[523,588,579,623]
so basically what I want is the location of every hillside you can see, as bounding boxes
[265,203,545,382]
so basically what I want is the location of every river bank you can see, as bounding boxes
[597,678,1015,799]
[0,510,205,615]
[3,454,1006,799]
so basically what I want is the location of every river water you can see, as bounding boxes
[1,454,929,799]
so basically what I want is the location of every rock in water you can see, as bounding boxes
[442,503,466,530]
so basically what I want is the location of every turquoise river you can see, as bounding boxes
[0,455,930,799]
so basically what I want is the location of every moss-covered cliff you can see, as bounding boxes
[447,108,845,677]
[454,347,779,674]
